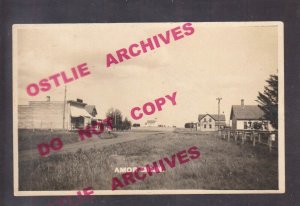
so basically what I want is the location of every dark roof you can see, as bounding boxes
[230,105,265,120]
[84,105,97,116]
[198,114,226,122]
[68,100,87,107]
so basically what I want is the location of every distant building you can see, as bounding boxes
[230,99,274,131]
[132,123,141,127]
[185,122,195,128]
[18,97,97,130]
[198,114,226,131]
[145,119,158,127]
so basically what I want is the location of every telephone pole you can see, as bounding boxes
[216,97,222,133]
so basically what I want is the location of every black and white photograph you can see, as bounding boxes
[13,22,284,195]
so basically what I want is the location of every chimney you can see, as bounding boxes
[46,96,50,102]
[77,98,83,103]
[241,99,244,107]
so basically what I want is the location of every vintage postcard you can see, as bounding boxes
[13,22,284,196]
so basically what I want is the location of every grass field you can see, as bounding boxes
[18,129,80,151]
[18,129,278,191]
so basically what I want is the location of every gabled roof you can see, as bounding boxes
[84,105,97,116]
[198,114,226,122]
[230,105,265,120]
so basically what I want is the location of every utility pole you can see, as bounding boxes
[114,109,117,131]
[216,97,222,133]
[63,85,67,129]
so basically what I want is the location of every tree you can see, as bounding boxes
[122,117,132,130]
[105,108,132,131]
[256,75,278,129]
[106,108,123,130]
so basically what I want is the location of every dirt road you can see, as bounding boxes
[19,131,166,162]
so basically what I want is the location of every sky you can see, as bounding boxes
[14,23,280,127]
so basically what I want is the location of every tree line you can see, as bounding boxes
[106,108,132,131]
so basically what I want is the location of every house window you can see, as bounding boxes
[209,118,212,122]
[204,118,206,122]
[244,121,247,129]
[209,124,212,128]
[248,121,252,129]
[204,124,206,128]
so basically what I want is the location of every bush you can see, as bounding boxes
[184,123,194,128]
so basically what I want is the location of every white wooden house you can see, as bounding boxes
[198,114,226,131]
[230,99,274,131]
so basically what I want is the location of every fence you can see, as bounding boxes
[219,129,278,152]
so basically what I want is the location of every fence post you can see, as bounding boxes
[234,131,237,141]
[252,131,256,146]
[227,131,230,142]
[269,133,275,152]
[242,132,245,144]
[268,134,272,152]
[258,133,261,143]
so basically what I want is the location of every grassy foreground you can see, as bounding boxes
[18,129,79,151]
[19,130,278,191]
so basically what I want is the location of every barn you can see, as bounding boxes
[18,97,98,130]
[230,99,274,131]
